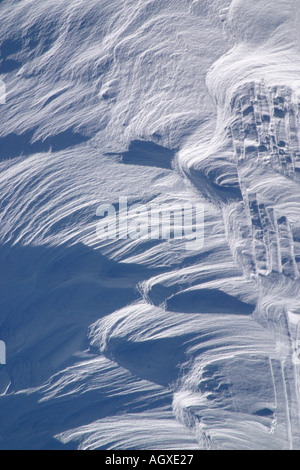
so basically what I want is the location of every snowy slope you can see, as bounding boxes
[0,0,300,450]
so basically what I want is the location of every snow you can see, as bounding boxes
[0,0,300,450]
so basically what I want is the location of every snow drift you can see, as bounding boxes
[0,0,300,450]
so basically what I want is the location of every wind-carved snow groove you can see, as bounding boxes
[171,78,300,449]
[223,81,300,448]
[230,82,300,178]
[224,82,300,280]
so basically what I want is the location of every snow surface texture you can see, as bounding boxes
[0,0,300,450]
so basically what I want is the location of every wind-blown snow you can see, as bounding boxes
[0,0,300,450]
